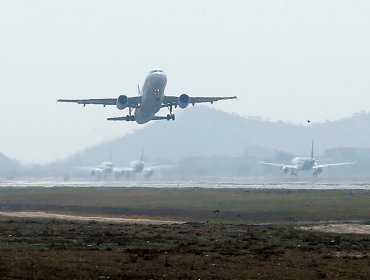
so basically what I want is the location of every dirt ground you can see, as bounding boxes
[0,217,369,279]
[0,211,182,225]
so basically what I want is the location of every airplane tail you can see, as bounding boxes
[311,141,314,159]
[140,148,144,162]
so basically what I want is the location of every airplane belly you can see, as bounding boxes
[135,93,164,124]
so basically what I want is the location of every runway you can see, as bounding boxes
[1,179,370,190]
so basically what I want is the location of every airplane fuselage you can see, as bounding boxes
[291,157,315,171]
[129,160,145,173]
[134,70,167,124]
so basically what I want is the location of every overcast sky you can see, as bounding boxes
[1,1,370,164]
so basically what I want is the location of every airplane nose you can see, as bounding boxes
[155,72,167,81]
[153,73,167,84]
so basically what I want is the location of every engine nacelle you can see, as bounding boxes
[282,166,289,174]
[116,95,128,110]
[178,94,190,109]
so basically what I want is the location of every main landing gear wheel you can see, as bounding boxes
[125,115,135,121]
[166,114,175,121]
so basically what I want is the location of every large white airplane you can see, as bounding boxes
[58,69,237,124]
[261,142,356,176]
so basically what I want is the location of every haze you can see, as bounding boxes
[1,0,370,164]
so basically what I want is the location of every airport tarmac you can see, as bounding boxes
[1,179,370,190]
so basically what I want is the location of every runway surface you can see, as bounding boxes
[1,179,370,190]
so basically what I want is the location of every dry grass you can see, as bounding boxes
[0,187,369,223]
[0,218,369,279]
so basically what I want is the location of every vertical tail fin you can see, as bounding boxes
[140,148,144,162]
[311,141,314,159]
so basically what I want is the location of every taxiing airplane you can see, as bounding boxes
[85,151,169,178]
[58,69,237,124]
[260,142,356,176]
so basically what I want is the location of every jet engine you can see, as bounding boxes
[178,94,190,109]
[282,167,289,174]
[116,95,128,110]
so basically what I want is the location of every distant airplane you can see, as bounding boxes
[58,69,237,124]
[260,141,356,176]
[88,161,116,177]
[84,151,170,178]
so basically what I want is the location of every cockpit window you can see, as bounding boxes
[150,69,164,74]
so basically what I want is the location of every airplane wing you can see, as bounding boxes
[75,166,99,171]
[313,162,356,169]
[260,162,297,169]
[107,115,174,121]
[162,95,237,107]
[141,164,175,178]
[144,164,176,172]
[57,96,141,108]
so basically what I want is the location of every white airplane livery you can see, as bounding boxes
[83,151,170,178]
[261,142,356,176]
[86,159,155,178]
[58,69,237,124]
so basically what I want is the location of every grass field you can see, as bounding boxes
[0,187,369,223]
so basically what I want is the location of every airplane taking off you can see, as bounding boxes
[58,69,237,124]
[261,142,356,176]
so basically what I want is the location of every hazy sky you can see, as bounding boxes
[1,1,370,163]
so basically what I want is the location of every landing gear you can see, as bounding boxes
[125,108,135,121]
[166,105,175,121]
[313,168,322,177]
[125,115,135,121]
[166,114,175,121]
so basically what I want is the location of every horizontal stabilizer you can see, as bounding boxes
[107,116,135,121]
[152,115,175,121]
[107,117,126,121]
[152,116,169,120]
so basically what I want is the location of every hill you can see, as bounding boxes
[0,152,20,177]
[55,107,370,169]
